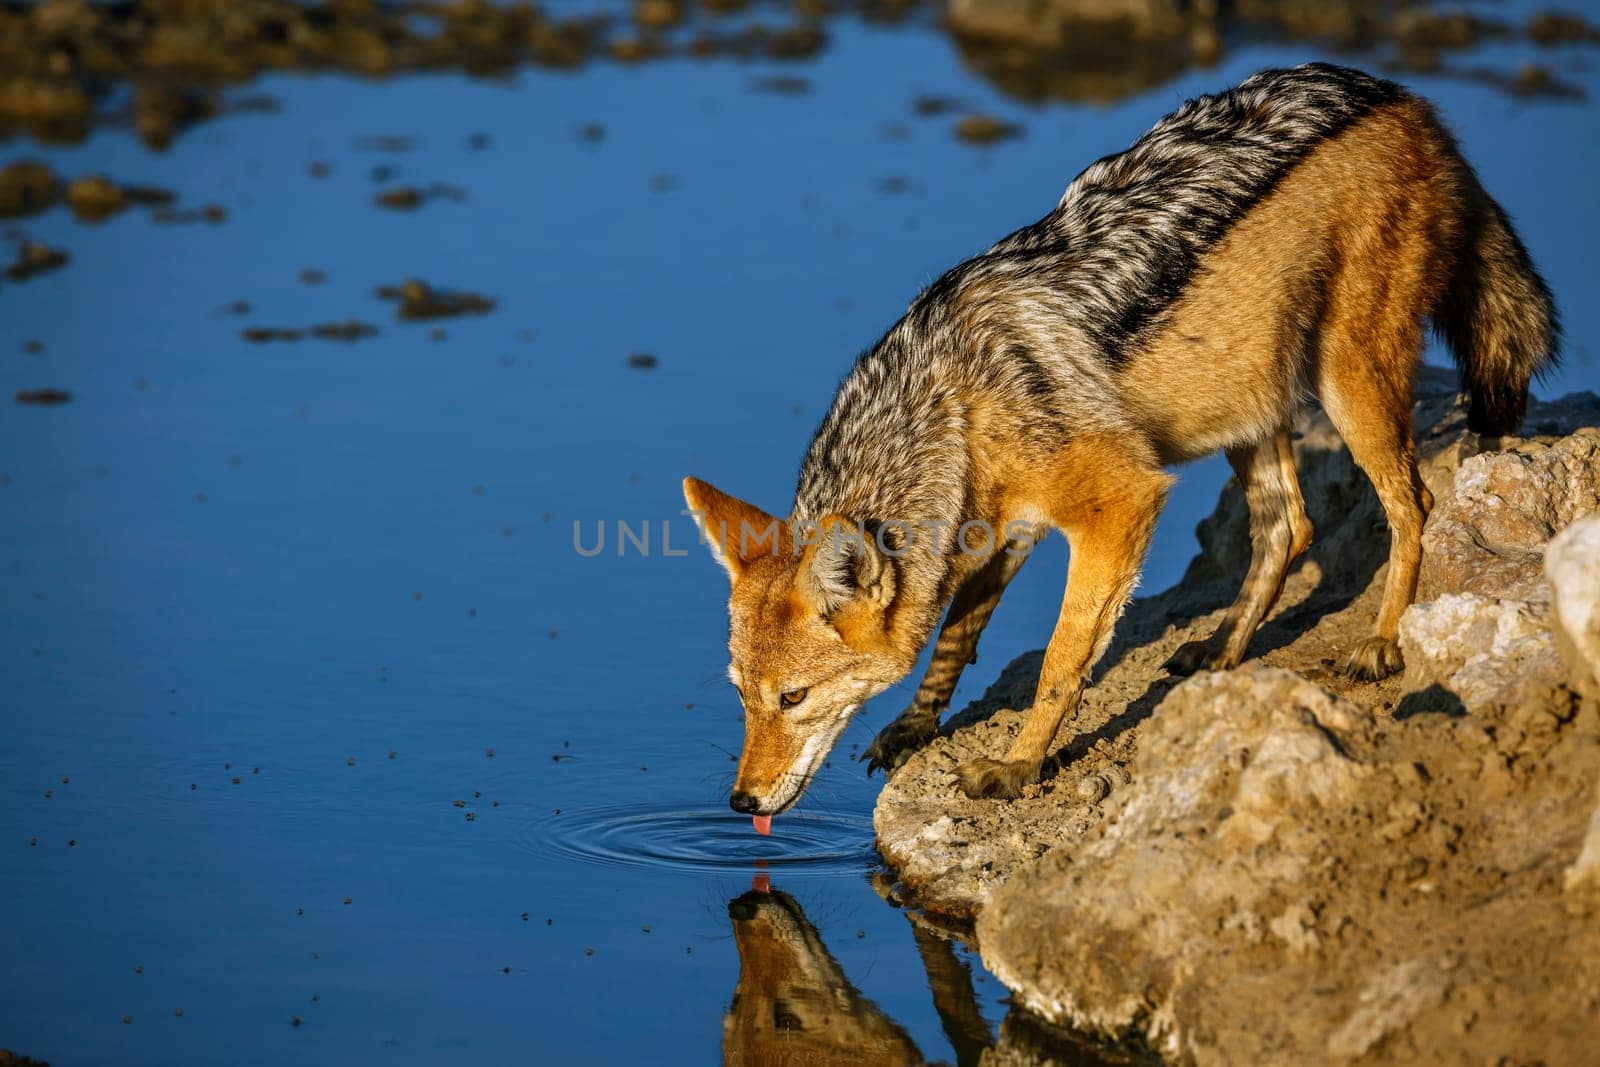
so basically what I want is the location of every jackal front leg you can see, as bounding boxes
[863,543,1030,776]
[957,450,1168,800]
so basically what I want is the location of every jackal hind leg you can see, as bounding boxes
[1319,322,1433,681]
[957,442,1168,800]
[1166,429,1313,675]
[864,544,1029,776]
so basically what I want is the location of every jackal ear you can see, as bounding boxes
[797,516,896,615]
[682,476,786,583]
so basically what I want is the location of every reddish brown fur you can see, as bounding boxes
[689,96,1555,807]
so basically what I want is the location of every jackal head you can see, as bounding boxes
[684,477,910,816]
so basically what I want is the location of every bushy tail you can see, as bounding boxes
[1434,180,1560,436]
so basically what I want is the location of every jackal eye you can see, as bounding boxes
[779,688,808,709]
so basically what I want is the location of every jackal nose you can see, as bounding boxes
[729,790,760,814]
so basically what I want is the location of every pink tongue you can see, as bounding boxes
[751,815,772,836]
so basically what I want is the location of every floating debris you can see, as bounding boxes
[241,321,377,343]
[953,113,1022,145]
[1480,62,1585,100]
[626,352,658,370]
[373,183,466,211]
[308,320,378,341]
[912,94,962,117]
[750,74,810,94]
[150,204,227,225]
[4,241,68,282]
[14,388,71,405]
[376,279,495,321]
[355,134,414,152]
[65,175,175,222]
[241,327,303,343]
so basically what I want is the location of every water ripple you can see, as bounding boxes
[515,804,877,876]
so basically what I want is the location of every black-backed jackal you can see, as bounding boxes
[685,63,1558,814]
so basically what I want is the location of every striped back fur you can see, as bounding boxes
[1012,62,1404,359]
[795,64,1409,528]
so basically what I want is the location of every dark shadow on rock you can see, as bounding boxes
[1394,683,1468,720]
[1045,673,1188,777]
[997,1008,1162,1067]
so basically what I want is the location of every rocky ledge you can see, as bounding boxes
[874,368,1600,1063]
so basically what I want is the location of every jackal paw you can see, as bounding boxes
[861,712,938,777]
[1164,638,1238,676]
[955,757,1041,800]
[1343,636,1403,681]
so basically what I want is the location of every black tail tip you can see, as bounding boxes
[1466,384,1528,437]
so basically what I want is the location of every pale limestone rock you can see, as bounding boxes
[1398,593,1563,715]
[1419,427,1600,601]
[1547,513,1600,695]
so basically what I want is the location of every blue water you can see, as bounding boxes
[4,11,1598,1065]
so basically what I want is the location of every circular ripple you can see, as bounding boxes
[516,804,877,876]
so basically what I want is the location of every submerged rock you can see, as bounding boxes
[65,175,128,220]
[0,160,59,218]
